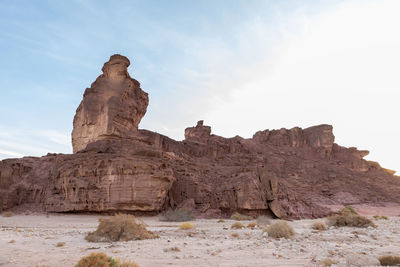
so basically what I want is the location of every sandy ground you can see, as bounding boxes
[1,207,400,267]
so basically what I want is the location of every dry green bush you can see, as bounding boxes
[56,242,65,247]
[263,221,295,239]
[319,258,337,266]
[256,215,271,226]
[378,255,400,266]
[343,206,358,215]
[373,215,388,220]
[160,209,195,222]
[231,222,244,229]
[75,252,139,267]
[1,211,14,217]
[75,252,119,267]
[327,208,376,228]
[230,212,252,221]
[179,222,194,230]
[217,219,225,223]
[312,220,328,230]
[85,214,158,242]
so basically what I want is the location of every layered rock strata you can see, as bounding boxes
[1,54,399,219]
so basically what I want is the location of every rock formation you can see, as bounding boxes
[72,55,148,153]
[1,54,399,219]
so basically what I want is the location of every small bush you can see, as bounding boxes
[312,221,328,230]
[230,212,252,221]
[343,206,358,215]
[231,233,239,238]
[320,258,337,266]
[75,252,119,267]
[9,240,15,243]
[256,215,271,226]
[118,259,139,267]
[1,211,14,217]
[179,222,194,230]
[85,214,158,242]
[328,208,376,228]
[231,222,244,229]
[373,215,388,220]
[264,221,295,239]
[160,209,195,222]
[217,219,225,223]
[56,242,65,247]
[378,255,400,266]
[247,222,257,229]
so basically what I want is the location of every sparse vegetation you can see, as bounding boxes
[378,255,400,266]
[256,215,271,226]
[263,221,295,239]
[217,219,225,223]
[247,222,257,229]
[56,242,65,247]
[343,206,358,215]
[179,222,194,230]
[327,208,376,228]
[1,211,14,217]
[320,258,337,266]
[85,214,158,242]
[231,232,239,238]
[312,220,328,230]
[160,209,195,222]
[230,212,252,221]
[373,215,388,220]
[75,252,119,267]
[231,222,244,229]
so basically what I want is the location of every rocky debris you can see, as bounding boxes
[72,54,148,153]
[1,54,400,218]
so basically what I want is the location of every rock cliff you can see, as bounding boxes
[1,54,399,219]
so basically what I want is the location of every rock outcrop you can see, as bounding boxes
[72,55,148,153]
[1,54,399,219]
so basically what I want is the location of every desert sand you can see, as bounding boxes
[1,206,400,267]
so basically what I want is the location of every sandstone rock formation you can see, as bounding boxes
[1,54,399,219]
[72,55,148,153]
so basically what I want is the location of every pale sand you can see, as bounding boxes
[1,208,400,267]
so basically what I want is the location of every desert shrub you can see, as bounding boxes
[231,233,239,238]
[264,221,295,239]
[75,252,119,267]
[231,222,244,229]
[56,242,65,247]
[256,215,272,226]
[312,220,328,230]
[373,215,388,220]
[247,222,257,229]
[9,240,15,243]
[319,258,337,266]
[160,209,195,222]
[217,219,225,223]
[1,211,14,217]
[179,222,194,230]
[85,214,158,242]
[342,206,358,215]
[230,212,252,221]
[378,255,400,266]
[327,208,376,228]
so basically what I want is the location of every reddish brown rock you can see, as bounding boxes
[1,54,400,219]
[72,54,148,153]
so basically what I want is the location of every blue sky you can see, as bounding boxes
[0,0,399,173]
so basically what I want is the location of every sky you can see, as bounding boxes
[0,0,399,173]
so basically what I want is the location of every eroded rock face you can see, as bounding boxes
[1,54,400,219]
[72,54,148,153]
